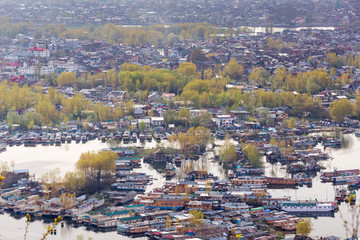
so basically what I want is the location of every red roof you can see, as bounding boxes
[29,46,46,52]
[9,76,25,82]
[6,62,20,66]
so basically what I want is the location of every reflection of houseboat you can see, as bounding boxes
[165,163,176,180]
[323,138,341,148]
[280,201,337,212]
[174,155,182,167]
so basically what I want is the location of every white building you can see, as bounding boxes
[162,93,175,101]
[151,117,164,127]
[138,119,151,129]
[215,115,233,128]
[18,64,55,75]
[28,46,50,57]
[190,109,208,117]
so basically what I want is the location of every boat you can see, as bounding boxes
[332,174,359,185]
[55,133,62,146]
[280,201,337,213]
[146,133,152,141]
[112,183,146,192]
[293,172,312,186]
[114,132,123,141]
[321,169,360,182]
[24,136,36,146]
[139,132,145,141]
[266,177,298,186]
[153,133,162,142]
[131,133,137,142]
[355,131,360,137]
[75,133,81,143]
[66,135,72,143]
[123,131,130,142]
[216,131,226,139]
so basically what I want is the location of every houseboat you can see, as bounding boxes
[280,201,337,213]
[216,131,226,139]
[75,133,81,143]
[24,136,37,146]
[145,133,152,141]
[106,191,137,205]
[55,133,62,146]
[112,182,146,192]
[123,131,130,142]
[320,169,360,182]
[139,132,145,141]
[266,177,298,186]
[131,133,137,142]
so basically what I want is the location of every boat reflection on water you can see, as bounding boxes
[291,211,335,218]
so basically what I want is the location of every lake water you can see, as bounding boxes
[265,134,360,238]
[1,135,360,238]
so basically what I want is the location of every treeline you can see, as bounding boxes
[0,82,130,128]
[326,53,360,69]
[329,97,360,123]
[3,57,360,129]
[54,63,194,93]
[0,20,216,45]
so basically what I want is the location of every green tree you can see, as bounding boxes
[219,135,237,162]
[178,62,197,77]
[329,99,354,123]
[296,218,313,236]
[223,58,244,80]
[57,72,76,87]
[139,121,146,132]
[243,144,263,168]
[75,150,118,193]
[190,48,207,63]
[63,170,86,193]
